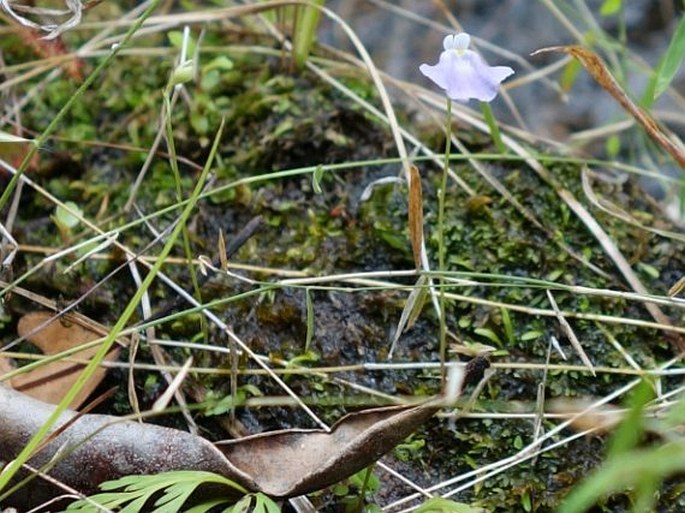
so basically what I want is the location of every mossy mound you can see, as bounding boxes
[1,26,683,512]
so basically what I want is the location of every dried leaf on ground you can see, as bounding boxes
[4,312,122,408]
[0,357,489,509]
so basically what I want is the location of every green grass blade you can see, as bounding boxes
[654,14,685,99]
[558,441,685,513]
[293,0,325,69]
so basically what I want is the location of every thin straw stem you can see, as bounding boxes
[437,98,453,382]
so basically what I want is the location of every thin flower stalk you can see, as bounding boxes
[419,33,514,378]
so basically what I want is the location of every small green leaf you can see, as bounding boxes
[170,61,194,86]
[500,307,514,344]
[332,483,350,496]
[473,328,502,346]
[545,268,564,282]
[55,201,83,229]
[185,498,234,513]
[637,262,660,279]
[204,55,234,73]
[560,58,581,92]
[229,494,253,513]
[654,15,685,99]
[521,489,532,512]
[415,496,485,513]
[252,495,266,513]
[305,288,315,351]
[152,480,198,512]
[458,317,471,329]
[600,0,621,16]
[604,134,621,158]
[168,30,197,56]
[312,164,324,194]
[521,330,543,341]
[261,494,281,513]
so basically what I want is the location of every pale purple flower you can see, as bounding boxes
[419,33,514,102]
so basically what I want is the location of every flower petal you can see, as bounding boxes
[419,49,514,103]
[452,33,470,51]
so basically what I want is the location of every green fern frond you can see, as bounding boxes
[63,470,249,513]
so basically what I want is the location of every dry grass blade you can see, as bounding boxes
[408,164,424,270]
[668,276,685,298]
[546,290,595,376]
[388,275,428,359]
[547,398,623,434]
[531,45,685,171]
[151,357,194,413]
[580,167,685,243]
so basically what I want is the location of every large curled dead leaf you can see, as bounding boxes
[0,357,489,510]
[0,385,246,510]
[1,312,122,408]
[215,401,442,497]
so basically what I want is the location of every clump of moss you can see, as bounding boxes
[362,140,684,509]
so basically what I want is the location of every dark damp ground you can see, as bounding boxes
[1,9,684,512]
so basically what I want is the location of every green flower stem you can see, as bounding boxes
[164,92,205,337]
[480,101,507,154]
[437,98,452,382]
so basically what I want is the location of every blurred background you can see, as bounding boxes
[320,0,684,203]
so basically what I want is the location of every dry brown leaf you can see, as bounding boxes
[0,356,13,376]
[408,164,424,270]
[546,290,595,376]
[0,385,245,510]
[215,401,441,497]
[0,356,489,510]
[532,45,685,171]
[7,312,121,408]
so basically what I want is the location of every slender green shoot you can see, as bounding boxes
[480,102,507,154]
[437,98,453,382]
[292,0,325,69]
